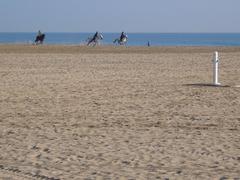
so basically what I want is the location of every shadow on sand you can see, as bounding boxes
[183,83,231,88]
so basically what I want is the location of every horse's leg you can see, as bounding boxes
[87,39,93,46]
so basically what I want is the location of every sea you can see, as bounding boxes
[0,33,240,46]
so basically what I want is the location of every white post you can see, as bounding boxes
[213,51,220,85]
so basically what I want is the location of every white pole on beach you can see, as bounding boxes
[213,51,220,85]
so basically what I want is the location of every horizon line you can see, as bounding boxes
[1,32,240,34]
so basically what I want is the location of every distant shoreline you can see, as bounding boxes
[0,44,240,54]
[1,33,240,46]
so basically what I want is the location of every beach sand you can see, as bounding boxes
[0,45,240,179]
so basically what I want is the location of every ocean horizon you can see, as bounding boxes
[0,32,240,46]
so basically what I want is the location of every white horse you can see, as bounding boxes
[87,33,104,46]
[113,36,128,45]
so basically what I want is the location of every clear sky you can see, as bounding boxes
[0,0,239,33]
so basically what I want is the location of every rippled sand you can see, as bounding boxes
[0,45,240,179]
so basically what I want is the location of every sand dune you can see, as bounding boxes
[0,45,240,179]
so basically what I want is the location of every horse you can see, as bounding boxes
[113,36,128,45]
[34,34,45,45]
[87,33,103,46]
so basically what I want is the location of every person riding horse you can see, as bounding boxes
[120,32,127,42]
[114,32,128,45]
[37,30,42,37]
[87,31,103,46]
[34,30,45,45]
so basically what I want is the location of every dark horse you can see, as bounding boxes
[34,34,45,45]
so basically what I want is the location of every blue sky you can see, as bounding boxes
[0,0,239,33]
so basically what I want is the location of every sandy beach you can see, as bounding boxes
[0,45,239,179]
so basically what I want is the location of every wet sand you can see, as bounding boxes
[0,45,240,179]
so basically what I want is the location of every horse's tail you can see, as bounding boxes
[34,35,39,43]
[113,39,118,43]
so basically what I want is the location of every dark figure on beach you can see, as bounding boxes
[87,31,103,46]
[34,31,45,45]
[113,32,128,45]
[147,41,150,47]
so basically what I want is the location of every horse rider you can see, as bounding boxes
[37,30,42,37]
[120,31,127,41]
[93,31,99,40]
[88,31,99,45]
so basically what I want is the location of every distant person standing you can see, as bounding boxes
[147,41,150,47]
